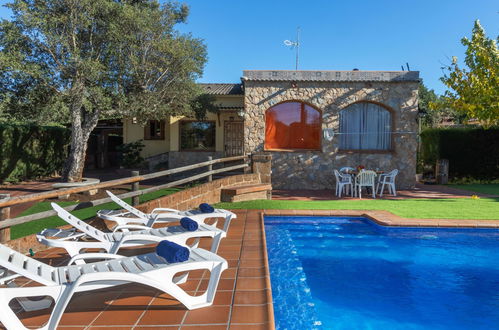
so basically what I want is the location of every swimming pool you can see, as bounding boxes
[264,216,499,330]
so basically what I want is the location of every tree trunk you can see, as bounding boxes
[62,91,100,182]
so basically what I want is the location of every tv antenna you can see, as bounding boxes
[284,27,300,70]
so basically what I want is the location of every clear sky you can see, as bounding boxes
[1,0,497,95]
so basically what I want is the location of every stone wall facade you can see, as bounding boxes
[243,77,419,189]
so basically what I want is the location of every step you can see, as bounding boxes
[221,184,272,196]
[221,183,272,202]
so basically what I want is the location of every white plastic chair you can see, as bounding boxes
[0,243,227,330]
[36,203,226,260]
[334,170,353,198]
[355,170,377,199]
[377,169,399,197]
[97,191,236,232]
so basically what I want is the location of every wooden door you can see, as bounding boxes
[224,121,244,157]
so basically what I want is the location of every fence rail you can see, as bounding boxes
[0,154,251,237]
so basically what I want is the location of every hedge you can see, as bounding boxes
[0,123,70,183]
[420,127,499,180]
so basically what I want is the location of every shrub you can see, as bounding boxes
[117,140,145,168]
[0,123,70,183]
[420,127,499,180]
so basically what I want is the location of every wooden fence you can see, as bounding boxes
[0,155,251,242]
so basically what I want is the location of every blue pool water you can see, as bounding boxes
[264,216,499,330]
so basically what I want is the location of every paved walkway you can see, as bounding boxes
[0,168,173,217]
[0,179,58,217]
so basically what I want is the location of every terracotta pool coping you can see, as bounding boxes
[259,212,275,330]
[261,209,499,228]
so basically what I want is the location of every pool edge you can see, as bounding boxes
[261,209,499,228]
[259,211,276,330]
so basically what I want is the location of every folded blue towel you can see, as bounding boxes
[180,217,198,231]
[199,203,214,213]
[156,240,189,263]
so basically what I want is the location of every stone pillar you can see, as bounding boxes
[252,153,272,184]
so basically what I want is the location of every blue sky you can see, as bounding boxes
[1,0,497,95]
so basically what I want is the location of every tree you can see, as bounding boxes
[419,82,440,127]
[0,0,208,182]
[419,81,463,128]
[439,20,499,127]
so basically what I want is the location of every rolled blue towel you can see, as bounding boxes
[180,217,198,231]
[199,203,214,213]
[156,240,189,263]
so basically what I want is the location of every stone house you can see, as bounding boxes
[123,70,419,189]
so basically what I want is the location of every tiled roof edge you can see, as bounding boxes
[198,83,244,95]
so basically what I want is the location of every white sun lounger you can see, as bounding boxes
[36,203,226,260]
[97,191,236,232]
[0,243,227,330]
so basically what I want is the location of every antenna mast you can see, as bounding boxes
[284,26,300,70]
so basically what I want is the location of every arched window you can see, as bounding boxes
[339,102,392,150]
[265,101,321,150]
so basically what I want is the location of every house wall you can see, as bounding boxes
[168,111,236,152]
[122,94,244,168]
[243,80,419,189]
[213,95,244,108]
[123,118,170,158]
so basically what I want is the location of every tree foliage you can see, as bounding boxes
[419,81,463,128]
[419,82,439,127]
[439,20,499,127]
[0,0,209,181]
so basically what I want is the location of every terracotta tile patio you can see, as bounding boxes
[272,183,499,200]
[4,210,275,330]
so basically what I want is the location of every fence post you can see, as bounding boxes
[131,171,140,206]
[208,156,213,182]
[0,194,11,243]
[244,153,251,174]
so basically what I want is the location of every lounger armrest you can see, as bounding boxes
[68,253,126,265]
[96,209,130,217]
[117,234,169,245]
[0,268,22,285]
[217,209,237,217]
[150,208,181,214]
[36,228,87,242]
[112,224,151,232]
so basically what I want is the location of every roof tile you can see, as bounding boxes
[199,83,244,95]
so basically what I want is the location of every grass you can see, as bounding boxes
[13,183,499,239]
[11,188,181,240]
[447,184,499,196]
[215,197,499,220]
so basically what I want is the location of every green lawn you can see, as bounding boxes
[448,184,499,196]
[12,188,181,239]
[215,197,499,220]
[13,184,499,240]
